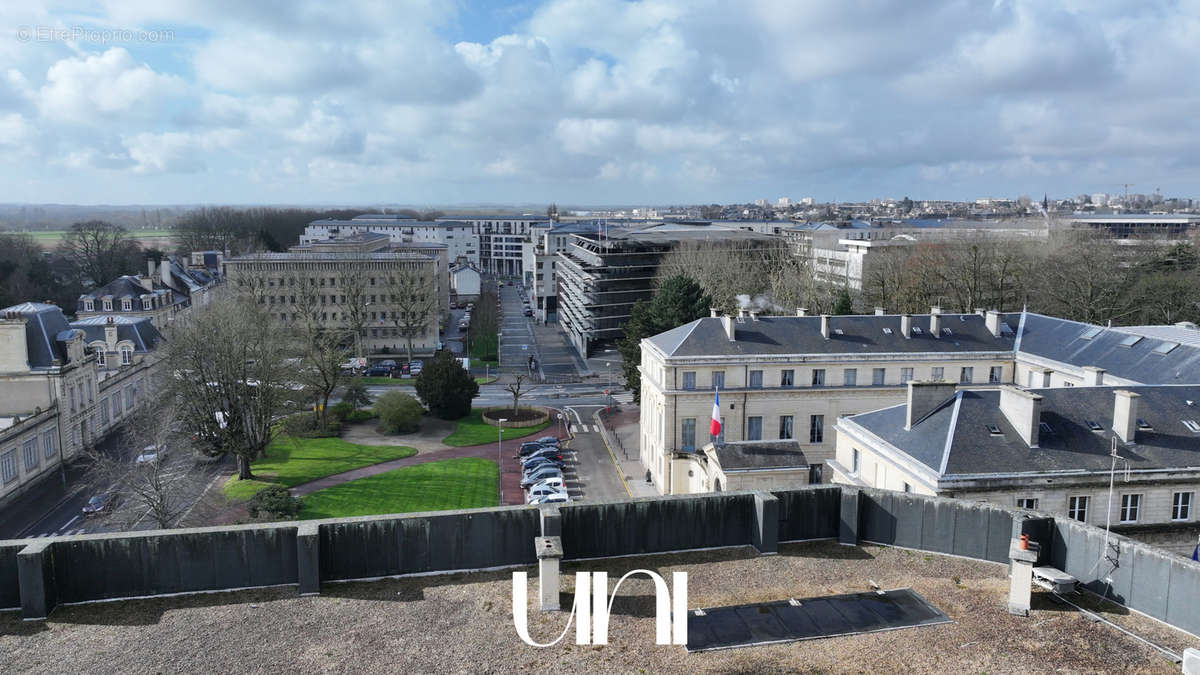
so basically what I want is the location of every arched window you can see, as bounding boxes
[120,346,133,365]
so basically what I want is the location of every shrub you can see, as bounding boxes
[281,412,341,438]
[341,381,373,410]
[374,391,424,434]
[329,401,355,421]
[247,484,302,519]
[344,409,375,423]
[414,350,479,420]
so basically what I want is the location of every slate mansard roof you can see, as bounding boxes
[646,313,1018,359]
[709,440,810,471]
[69,316,162,353]
[1,302,72,368]
[843,385,1200,480]
[1016,313,1200,384]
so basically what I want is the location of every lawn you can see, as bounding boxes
[221,434,417,498]
[298,457,498,518]
[441,408,552,447]
[358,376,415,385]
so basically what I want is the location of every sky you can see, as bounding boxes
[1,0,1199,206]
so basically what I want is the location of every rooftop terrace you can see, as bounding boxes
[0,541,1188,673]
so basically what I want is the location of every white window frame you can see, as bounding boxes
[851,448,861,475]
[121,298,132,311]
[931,366,944,381]
[22,438,38,471]
[1172,491,1192,521]
[1016,497,1038,510]
[1119,493,1141,523]
[120,347,133,365]
[1,449,17,483]
[747,416,763,441]
[42,431,56,459]
[1068,495,1089,522]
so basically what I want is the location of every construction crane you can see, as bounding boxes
[1120,183,1135,203]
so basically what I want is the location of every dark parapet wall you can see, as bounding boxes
[772,486,840,542]
[319,506,540,581]
[51,524,298,603]
[857,489,1014,564]
[560,493,758,560]
[0,541,22,610]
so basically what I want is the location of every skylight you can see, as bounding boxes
[1086,420,1103,432]
[1183,420,1200,433]
[912,326,923,334]
[986,424,1003,435]
[1136,418,1153,431]
[1039,422,1053,434]
[1153,341,1180,355]
[833,328,844,335]
[1000,323,1013,335]
[1080,327,1103,340]
[942,327,952,336]
[1118,334,1142,347]
[882,327,893,335]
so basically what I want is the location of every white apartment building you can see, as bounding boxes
[439,214,552,277]
[301,215,478,267]
[639,309,1018,494]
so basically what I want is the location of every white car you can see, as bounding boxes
[526,484,568,503]
[135,444,166,464]
[520,465,562,488]
[527,476,564,491]
[531,492,569,505]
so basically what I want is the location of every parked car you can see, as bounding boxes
[409,360,423,375]
[399,362,411,375]
[527,475,565,490]
[135,444,166,465]
[535,436,561,447]
[364,366,391,377]
[519,441,557,457]
[523,308,533,317]
[522,448,563,464]
[526,485,568,503]
[379,359,398,371]
[450,302,458,309]
[521,465,562,488]
[530,492,570,505]
[522,458,564,473]
[82,492,117,516]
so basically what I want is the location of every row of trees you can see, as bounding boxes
[172,207,371,255]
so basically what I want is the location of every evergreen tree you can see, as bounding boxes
[833,289,854,315]
[617,275,711,402]
[414,350,479,420]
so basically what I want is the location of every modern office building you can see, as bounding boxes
[438,214,552,276]
[301,215,478,267]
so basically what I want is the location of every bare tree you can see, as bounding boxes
[504,373,530,416]
[289,275,351,426]
[165,293,291,480]
[657,239,791,314]
[84,397,188,530]
[57,220,143,286]
[383,262,438,362]
[339,262,371,358]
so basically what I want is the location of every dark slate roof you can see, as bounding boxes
[69,316,162,353]
[849,385,1200,478]
[647,313,1018,358]
[709,440,809,470]
[1,302,71,368]
[1016,313,1200,384]
[79,276,157,302]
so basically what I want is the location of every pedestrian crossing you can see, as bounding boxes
[569,424,600,434]
[610,392,634,404]
[32,528,86,538]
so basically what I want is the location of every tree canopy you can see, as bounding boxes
[617,275,711,402]
[415,350,478,420]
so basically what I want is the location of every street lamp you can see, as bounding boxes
[556,412,564,440]
[497,418,508,504]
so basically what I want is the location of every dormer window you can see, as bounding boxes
[120,346,133,365]
[83,299,94,312]
[96,349,106,367]
[103,298,113,311]
[142,298,152,310]
[121,298,132,311]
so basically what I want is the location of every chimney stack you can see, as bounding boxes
[147,259,156,278]
[930,312,942,338]
[905,381,958,430]
[986,310,1002,338]
[104,316,118,348]
[710,308,719,318]
[930,305,942,315]
[975,308,985,317]
[749,310,759,321]
[1113,390,1140,443]
[820,314,830,340]
[795,308,806,317]
[999,386,1042,447]
[738,307,747,320]
[874,307,885,316]
[722,315,735,341]
[900,314,912,338]
[1082,366,1105,386]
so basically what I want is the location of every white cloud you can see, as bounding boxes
[38,48,185,123]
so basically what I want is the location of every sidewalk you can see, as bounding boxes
[598,404,658,499]
[532,321,589,380]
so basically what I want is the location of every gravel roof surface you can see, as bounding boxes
[0,541,1190,674]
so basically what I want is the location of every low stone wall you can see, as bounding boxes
[481,406,549,428]
[5,484,1200,640]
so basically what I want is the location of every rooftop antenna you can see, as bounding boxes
[1092,435,1129,588]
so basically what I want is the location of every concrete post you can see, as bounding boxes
[752,491,779,554]
[297,522,320,596]
[839,488,860,546]
[534,536,563,611]
[1008,538,1040,616]
[18,540,55,620]
[539,505,561,538]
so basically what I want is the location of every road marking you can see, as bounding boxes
[58,515,80,532]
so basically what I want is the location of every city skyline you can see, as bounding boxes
[2,1,1198,205]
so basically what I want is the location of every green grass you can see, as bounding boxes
[474,376,497,385]
[358,376,415,385]
[441,408,552,447]
[21,229,176,247]
[298,457,498,518]
[222,434,417,499]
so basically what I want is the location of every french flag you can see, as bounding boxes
[710,388,722,438]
